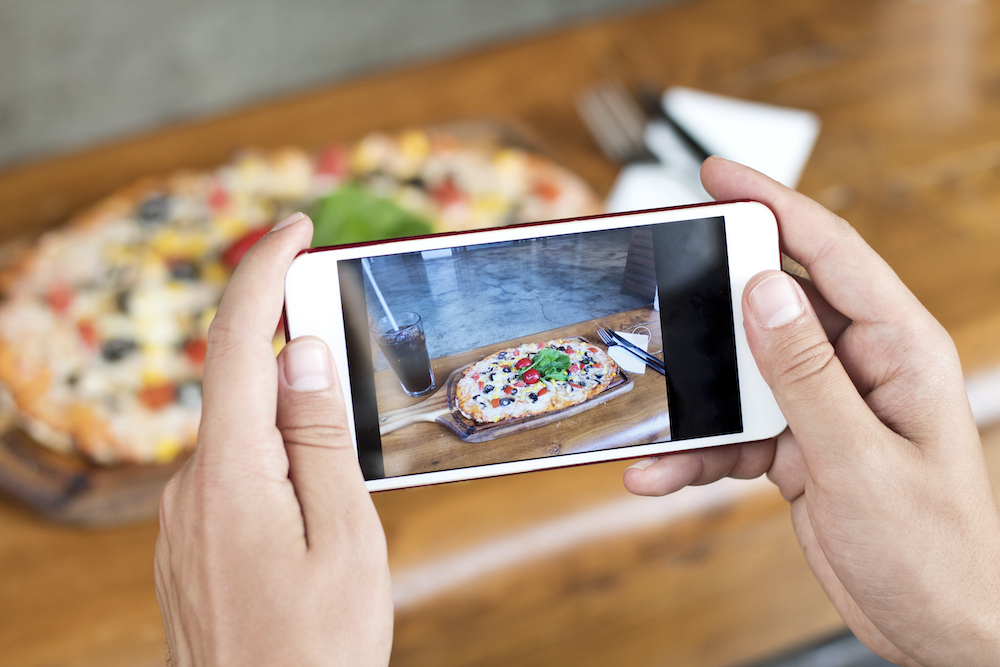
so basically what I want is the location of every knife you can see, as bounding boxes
[637,85,711,163]
[608,330,666,376]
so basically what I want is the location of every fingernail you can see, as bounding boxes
[748,272,805,328]
[269,211,307,233]
[283,338,333,391]
[627,457,657,471]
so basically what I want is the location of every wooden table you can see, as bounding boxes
[378,307,669,477]
[5,0,1000,665]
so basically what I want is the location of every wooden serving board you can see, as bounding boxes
[376,311,670,478]
[0,428,186,526]
[378,359,633,443]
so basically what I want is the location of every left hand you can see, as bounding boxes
[154,212,393,666]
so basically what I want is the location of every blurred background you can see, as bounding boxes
[3,1,1000,666]
[0,0,664,168]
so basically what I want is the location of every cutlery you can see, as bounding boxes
[576,80,658,164]
[596,327,666,376]
[576,80,710,166]
[636,84,711,163]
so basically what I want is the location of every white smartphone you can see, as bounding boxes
[284,201,786,491]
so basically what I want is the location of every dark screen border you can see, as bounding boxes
[338,259,386,480]
[652,216,743,440]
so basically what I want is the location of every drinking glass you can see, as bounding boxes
[371,312,435,397]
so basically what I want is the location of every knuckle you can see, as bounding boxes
[808,210,860,265]
[729,441,773,480]
[279,420,353,450]
[158,473,181,523]
[205,318,241,358]
[771,331,839,393]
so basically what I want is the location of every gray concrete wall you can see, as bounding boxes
[0,0,672,169]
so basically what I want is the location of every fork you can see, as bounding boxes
[576,80,710,166]
[576,80,659,165]
[596,327,666,375]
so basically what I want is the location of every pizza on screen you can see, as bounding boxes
[337,216,743,482]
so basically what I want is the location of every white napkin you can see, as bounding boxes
[606,331,650,374]
[604,86,821,212]
[605,162,706,213]
[661,86,821,189]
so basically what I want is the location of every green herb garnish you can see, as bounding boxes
[522,347,571,382]
[310,183,433,247]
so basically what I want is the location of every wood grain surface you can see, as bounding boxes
[378,312,667,478]
[3,0,1000,665]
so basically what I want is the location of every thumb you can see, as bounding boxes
[277,335,374,549]
[743,271,883,471]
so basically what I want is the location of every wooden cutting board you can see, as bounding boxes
[378,359,633,443]
[0,428,186,526]
[375,311,670,478]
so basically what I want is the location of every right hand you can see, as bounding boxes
[624,158,1000,666]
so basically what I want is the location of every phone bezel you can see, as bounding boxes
[284,200,787,492]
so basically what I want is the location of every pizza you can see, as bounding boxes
[455,339,619,424]
[0,129,601,465]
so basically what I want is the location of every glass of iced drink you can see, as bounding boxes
[371,312,435,397]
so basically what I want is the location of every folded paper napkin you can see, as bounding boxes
[605,87,820,213]
[606,331,651,375]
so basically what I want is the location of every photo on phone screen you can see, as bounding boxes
[334,216,742,482]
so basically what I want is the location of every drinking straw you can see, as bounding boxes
[361,258,399,331]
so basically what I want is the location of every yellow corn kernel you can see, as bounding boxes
[137,253,168,282]
[214,215,252,241]
[200,261,230,284]
[400,130,431,161]
[103,243,137,265]
[141,345,171,385]
[151,228,209,260]
[198,307,218,335]
[268,148,313,198]
[141,370,169,387]
[234,154,268,190]
[472,192,508,215]
[470,193,510,227]
[494,148,525,172]
[351,133,388,174]
[154,438,182,464]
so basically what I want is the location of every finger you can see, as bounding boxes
[701,157,924,329]
[623,440,775,497]
[199,213,313,463]
[743,270,899,469]
[794,275,850,345]
[711,160,967,427]
[276,336,378,551]
[789,499,914,666]
[764,429,808,502]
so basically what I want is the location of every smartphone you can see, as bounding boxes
[284,201,786,491]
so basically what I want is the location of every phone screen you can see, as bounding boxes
[336,216,741,481]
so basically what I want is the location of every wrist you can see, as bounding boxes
[963,576,1000,665]
[925,540,1000,666]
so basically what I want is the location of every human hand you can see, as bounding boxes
[154,213,392,666]
[624,158,1000,666]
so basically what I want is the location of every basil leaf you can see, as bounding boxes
[310,183,433,246]
[523,348,571,382]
